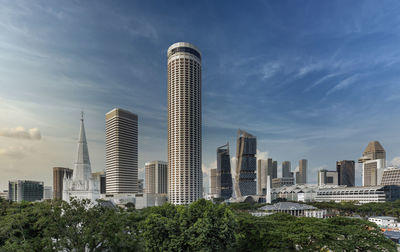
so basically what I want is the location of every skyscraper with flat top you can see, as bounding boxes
[235,129,257,197]
[297,159,307,184]
[168,42,202,205]
[282,161,291,178]
[105,108,138,194]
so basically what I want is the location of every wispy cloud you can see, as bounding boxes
[261,62,280,79]
[326,74,362,95]
[0,127,41,140]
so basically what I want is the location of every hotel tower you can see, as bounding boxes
[105,108,138,194]
[167,42,202,205]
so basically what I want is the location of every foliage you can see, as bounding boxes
[309,200,400,218]
[0,198,397,251]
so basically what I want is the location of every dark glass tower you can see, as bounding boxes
[217,143,233,199]
[235,130,257,197]
[336,160,355,187]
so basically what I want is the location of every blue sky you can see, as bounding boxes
[1,0,400,190]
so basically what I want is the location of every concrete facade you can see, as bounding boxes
[168,42,202,205]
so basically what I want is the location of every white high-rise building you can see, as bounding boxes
[63,114,100,202]
[167,42,202,205]
[105,108,138,194]
[145,161,168,194]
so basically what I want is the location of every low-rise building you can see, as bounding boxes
[9,180,44,202]
[271,184,344,202]
[368,216,397,228]
[272,177,294,188]
[380,167,400,186]
[0,190,8,200]
[316,185,400,204]
[258,202,327,218]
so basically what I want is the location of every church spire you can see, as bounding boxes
[72,112,92,181]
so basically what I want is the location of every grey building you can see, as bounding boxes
[272,161,278,179]
[318,170,338,186]
[336,160,355,187]
[168,42,202,205]
[9,180,44,202]
[297,159,307,185]
[235,129,257,197]
[217,143,233,199]
[106,108,138,194]
[282,161,292,178]
[145,161,168,194]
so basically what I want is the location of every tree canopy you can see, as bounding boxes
[0,198,396,251]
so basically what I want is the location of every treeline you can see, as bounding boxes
[309,200,400,218]
[0,198,396,251]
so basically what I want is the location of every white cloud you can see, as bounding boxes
[256,149,269,160]
[389,157,400,167]
[0,127,41,140]
[0,145,32,159]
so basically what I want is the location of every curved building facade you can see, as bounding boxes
[167,42,202,205]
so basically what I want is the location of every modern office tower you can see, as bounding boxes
[336,160,355,187]
[358,141,386,163]
[8,180,44,202]
[318,170,339,186]
[145,161,168,194]
[210,168,217,195]
[381,167,400,185]
[282,161,292,178]
[53,167,73,200]
[217,143,233,199]
[297,159,308,185]
[168,42,202,205]
[272,161,278,179]
[106,108,138,194]
[363,159,385,186]
[272,177,295,188]
[92,171,106,194]
[63,114,100,202]
[235,129,257,197]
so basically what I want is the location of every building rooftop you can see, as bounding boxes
[369,216,396,220]
[259,202,317,211]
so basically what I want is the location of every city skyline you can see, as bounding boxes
[2,1,400,191]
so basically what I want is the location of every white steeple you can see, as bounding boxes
[72,112,92,182]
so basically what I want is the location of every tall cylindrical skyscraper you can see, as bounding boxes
[167,42,202,205]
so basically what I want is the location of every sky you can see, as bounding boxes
[1,0,400,191]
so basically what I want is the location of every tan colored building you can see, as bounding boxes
[210,168,217,195]
[53,167,73,200]
[358,141,386,163]
[297,159,307,185]
[168,42,202,205]
[145,161,168,194]
[106,108,138,194]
